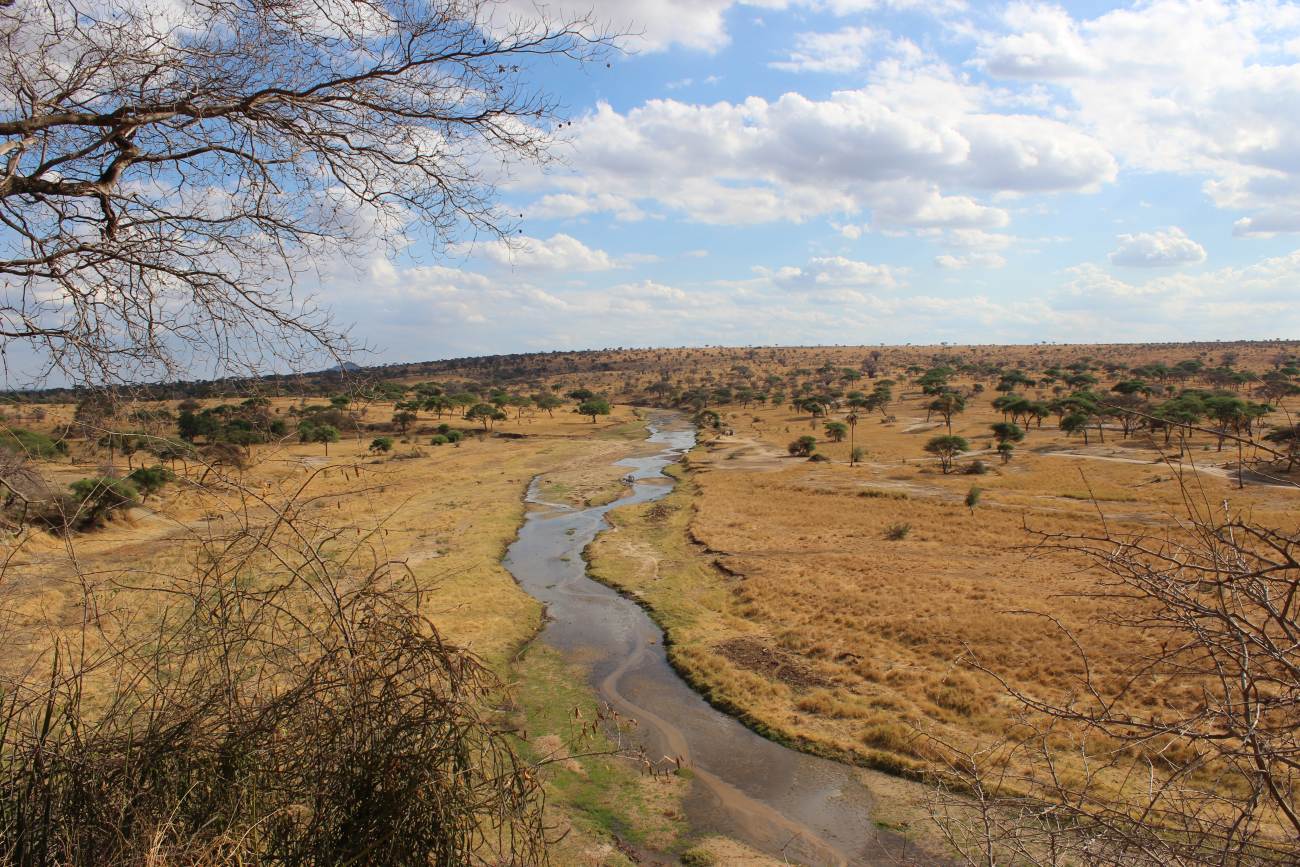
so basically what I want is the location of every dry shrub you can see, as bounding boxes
[922,478,1300,866]
[0,465,550,866]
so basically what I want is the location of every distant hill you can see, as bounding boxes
[326,361,363,373]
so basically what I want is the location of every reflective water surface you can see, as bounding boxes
[504,411,913,865]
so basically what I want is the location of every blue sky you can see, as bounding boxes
[321,0,1300,364]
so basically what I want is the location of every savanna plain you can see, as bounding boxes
[4,340,1300,865]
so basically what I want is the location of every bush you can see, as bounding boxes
[2,454,561,865]
[808,453,830,462]
[430,434,449,446]
[369,436,394,454]
[0,581,549,865]
[127,465,173,496]
[0,427,66,460]
[885,522,912,540]
[445,429,463,443]
[61,476,140,528]
[963,459,989,475]
[681,848,718,866]
[788,435,817,457]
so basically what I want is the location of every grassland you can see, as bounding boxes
[0,400,741,863]
[3,339,1298,861]
[586,383,1298,801]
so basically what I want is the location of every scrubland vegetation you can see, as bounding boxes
[3,340,1299,864]
[0,388,690,864]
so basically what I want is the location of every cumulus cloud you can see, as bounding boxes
[977,1,1300,232]
[458,233,619,272]
[1234,210,1300,238]
[492,0,740,52]
[318,242,1300,362]
[526,193,647,222]
[978,3,1097,78]
[518,66,1114,228]
[1108,227,1206,268]
[944,229,1018,250]
[1056,250,1300,339]
[771,26,877,73]
[494,0,964,53]
[755,255,908,294]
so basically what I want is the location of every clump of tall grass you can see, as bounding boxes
[0,466,550,867]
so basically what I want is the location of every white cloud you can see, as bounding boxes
[978,3,1097,78]
[935,252,1007,269]
[494,0,965,53]
[1057,250,1300,338]
[460,233,619,272]
[320,243,1300,361]
[1234,210,1300,238]
[519,66,1114,228]
[945,228,1017,250]
[493,0,741,52]
[1108,227,1207,268]
[977,1,1300,232]
[771,26,877,73]
[526,193,646,222]
[756,255,908,293]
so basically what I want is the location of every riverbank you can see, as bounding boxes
[585,455,950,856]
[503,412,934,865]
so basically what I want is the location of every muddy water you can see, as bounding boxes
[504,411,912,866]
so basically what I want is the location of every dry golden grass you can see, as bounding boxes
[1,400,696,864]
[4,341,1298,859]
[588,374,1300,786]
[1,399,651,667]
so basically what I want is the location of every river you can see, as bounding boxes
[503,410,915,866]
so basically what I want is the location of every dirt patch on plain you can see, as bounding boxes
[715,636,832,690]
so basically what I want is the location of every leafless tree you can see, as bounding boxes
[921,474,1300,865]
[0,5,626,862]
[1,0,610,385]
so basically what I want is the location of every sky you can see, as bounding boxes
[320,0,1300,364]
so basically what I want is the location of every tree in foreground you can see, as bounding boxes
[924,472,1300,866]
[824,420,848,442]
[0,5,613,861]
[0,0,611,385]
[924,435,968,473]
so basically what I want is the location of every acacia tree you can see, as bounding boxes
[533,393,564,418]
[465,402,505,431]
[0,0,611,385]
[924,434,968,473]
[788,435,817,457]
[991,421,1025,463]
[928,391,967,433]
[577,397,611,423]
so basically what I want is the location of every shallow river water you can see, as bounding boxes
[503,411,913,866]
